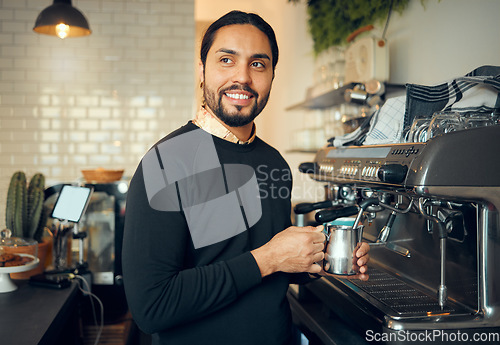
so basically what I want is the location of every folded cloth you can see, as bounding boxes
[404,65,500,128]
[330,65,500,146]
[328,113,373,147]
[363,96,406,145]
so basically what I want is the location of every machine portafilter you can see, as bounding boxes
[293,200,340,227]
[315,198,380,232]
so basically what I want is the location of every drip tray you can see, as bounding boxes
[345,268,467,316]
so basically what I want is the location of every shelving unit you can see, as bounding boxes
[286,82,406,111]
[286,83,356,111]
[285,82,406,153]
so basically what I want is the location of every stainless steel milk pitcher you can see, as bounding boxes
[323,224,363,275]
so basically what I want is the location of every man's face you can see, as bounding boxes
[200,24,274,128]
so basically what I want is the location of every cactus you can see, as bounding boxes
[5,171,46,242]
[28,173,45,195]
[27,173,46,242]
[34,205,49,243]
[5,171,27,238]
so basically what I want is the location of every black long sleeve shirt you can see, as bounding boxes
[122,122,298,345]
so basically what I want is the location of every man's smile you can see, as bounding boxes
[225,92,251,100]
[222,88,256,107]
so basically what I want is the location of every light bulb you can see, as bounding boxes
[56,23,70,39]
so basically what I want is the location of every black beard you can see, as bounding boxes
[204,85,269,127]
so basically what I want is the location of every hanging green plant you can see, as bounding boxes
[289,0,411,54]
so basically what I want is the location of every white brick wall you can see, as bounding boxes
[0,0,195,226]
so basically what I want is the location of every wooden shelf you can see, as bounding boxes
[286,149,319,154]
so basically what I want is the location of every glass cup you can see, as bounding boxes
[400,126,412,143]
[493,114,500,125]
[465,114,495,128]
[427,112,465,140]
[407,118,432,143]
[52,227,72,271]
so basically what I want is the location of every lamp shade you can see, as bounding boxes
[33,0,91,39]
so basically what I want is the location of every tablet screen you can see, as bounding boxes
[50,185,93,223]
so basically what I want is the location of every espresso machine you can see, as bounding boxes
[291,125,500,344]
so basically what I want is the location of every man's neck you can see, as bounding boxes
[206,107,254,142]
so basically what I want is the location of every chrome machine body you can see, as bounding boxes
[296,125,500,341]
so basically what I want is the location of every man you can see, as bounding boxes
[122,10,369,345]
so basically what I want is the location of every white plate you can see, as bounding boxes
[0,253,39,273]
[0,254,40,293]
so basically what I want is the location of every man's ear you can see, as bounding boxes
[198,61,204,84]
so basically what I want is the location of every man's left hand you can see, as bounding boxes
[318,242,370,281]
[351,241,370,280]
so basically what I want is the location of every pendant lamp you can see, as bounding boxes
[33,0,91,39]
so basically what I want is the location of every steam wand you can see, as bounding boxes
[369,207,411,258]
[352,198,380,240]
[418,198,448,309]
[377,210,396,243]
[438,230,448,309]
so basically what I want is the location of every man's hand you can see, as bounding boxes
[353,241,370,275]
[251,225,326,277]
[320,242,370,281]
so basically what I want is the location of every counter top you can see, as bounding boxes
[288,287,368,345]
[0,279,80,345]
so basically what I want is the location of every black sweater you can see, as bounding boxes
[122,122,297,345]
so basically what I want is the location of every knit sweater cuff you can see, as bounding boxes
[226,251,262,295]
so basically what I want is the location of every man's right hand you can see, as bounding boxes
[251,225,326,278]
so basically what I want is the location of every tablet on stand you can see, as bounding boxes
[49,185,93,273]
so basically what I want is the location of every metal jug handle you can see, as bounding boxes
[321,224,330,242]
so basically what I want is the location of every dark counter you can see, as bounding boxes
[288,285,369,345]
[0,279,80,345]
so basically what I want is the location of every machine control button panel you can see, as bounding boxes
[313,143,424,183]
[318,160,383,181]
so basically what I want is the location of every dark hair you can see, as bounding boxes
[200,10,279,71]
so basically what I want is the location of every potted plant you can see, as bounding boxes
[4,171,50,278]
[288,0,411,54]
